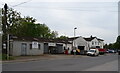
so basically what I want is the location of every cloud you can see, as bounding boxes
[2,0,120,3]
[1,1,118,43]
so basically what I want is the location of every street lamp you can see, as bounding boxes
[73,27,77,55]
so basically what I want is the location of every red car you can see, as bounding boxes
[98,48,106,55]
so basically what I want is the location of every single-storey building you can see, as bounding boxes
[9,35,104,56]
[43,39,72,54]
[9,36,72,56]
[9,37,44,56]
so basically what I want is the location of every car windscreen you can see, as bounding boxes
[89,50,95,52]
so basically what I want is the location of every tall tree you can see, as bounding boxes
[2,7,58,38]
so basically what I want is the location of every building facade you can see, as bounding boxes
[9,36,104,56]
[10,37,44,56]
[70,36,104,54]
[9,36,72,56]
[84,36,104,49]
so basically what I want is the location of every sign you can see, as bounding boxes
[32,42,38,48]
[73,49,76,52]
[48,43,56,46]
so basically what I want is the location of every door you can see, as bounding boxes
[56,44,63,54]
[21,43,27,56]
[44,43,49,54]
[78,46,85,54]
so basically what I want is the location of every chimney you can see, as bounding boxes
[90,35,92,38]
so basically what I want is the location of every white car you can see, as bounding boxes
[87,49,99,56]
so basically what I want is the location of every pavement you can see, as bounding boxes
[1,54,87,63]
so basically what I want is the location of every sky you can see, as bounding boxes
[0,0,119,44]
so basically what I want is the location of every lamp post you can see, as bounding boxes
[73,27,77,55]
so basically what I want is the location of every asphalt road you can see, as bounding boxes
[2,54,118,71]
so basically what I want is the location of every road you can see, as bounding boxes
[2,54,118,71]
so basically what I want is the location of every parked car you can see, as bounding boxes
[108,50,115,53]
[118,50,120,55]
[87,49,99,56]
[98,48,106,55]
[106,50,109,53]
[114,50,117,53]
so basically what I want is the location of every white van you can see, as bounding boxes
[87,49,99,56]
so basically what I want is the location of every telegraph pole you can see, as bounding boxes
[2,3,8,59]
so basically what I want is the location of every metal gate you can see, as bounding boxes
[56,44,64,54]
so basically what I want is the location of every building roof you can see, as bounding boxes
[84,36,104,41]
[68,36,104,41]
[10,36,72,44]
[84,37,95,41]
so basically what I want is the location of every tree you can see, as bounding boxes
[116,35,120,43]
[114,35,120,49]
[106,35,120,50]
[2,7,57,38]
[50,31,58,39]
[58,35,68,39]
[104,44,109,49]
[11,22,54,38]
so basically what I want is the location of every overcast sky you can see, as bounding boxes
[0,0,119,44]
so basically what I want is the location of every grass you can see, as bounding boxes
[0,54,15,60]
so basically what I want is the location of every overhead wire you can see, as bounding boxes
[12,0,32,7]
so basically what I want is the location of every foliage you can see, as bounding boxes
[58,35,68,39]
[2,7,58,38]
[114,35,120,49]
[116,35,120,43]
[50,31,58,39]
[104,35,120,50]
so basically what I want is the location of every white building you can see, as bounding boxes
[84,36,104,49]
[69,36,104,54]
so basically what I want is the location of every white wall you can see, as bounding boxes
[99,41,104,48]
[63,43,72,54]
[66,44,72,54]
[89,38,104,48]
[74,36,89,51]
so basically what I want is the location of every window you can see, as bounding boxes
[68,47,69,50]
[92,41,94,45]
[95,42,97,45]
[64,47,66,50]
[38,44,41,50]
[30,44,32,50]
